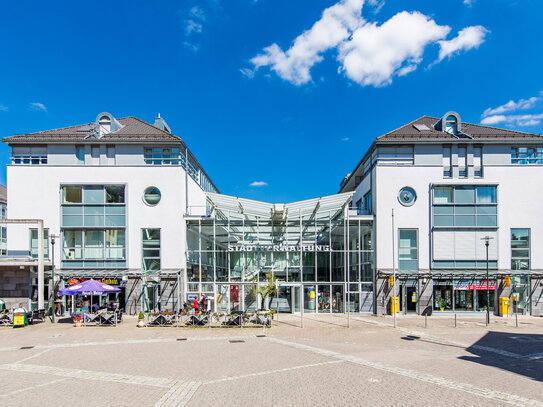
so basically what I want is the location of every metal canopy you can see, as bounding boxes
[206,192,354,220]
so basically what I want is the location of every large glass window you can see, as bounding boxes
[144,147,182,165]
[185,212,374,313]
[30,229,49,259]
[511,228,530,270]
[433,186,497,228]
[61,185,125,228]
[61,229,125,268]
[399,229,418,271]
[511,147,543,165]
[142,229,161,271]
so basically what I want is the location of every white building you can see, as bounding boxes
[340,111,543,316]
[2,110,542,317]
[2,112,217,311]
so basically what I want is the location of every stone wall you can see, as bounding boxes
[0,268,31,309]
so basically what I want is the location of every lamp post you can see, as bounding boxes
[50,234,59,323]
[481,236,493,326]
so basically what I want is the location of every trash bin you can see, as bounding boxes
[498,297,510,316]
[12,312,27,328]
[390,296,400,314]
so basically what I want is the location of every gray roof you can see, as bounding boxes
[377,116,543,142]
[3,116,181,144]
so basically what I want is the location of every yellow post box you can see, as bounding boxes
[390,296,400,314]
[504,276,511,287]
[498,297,510,316]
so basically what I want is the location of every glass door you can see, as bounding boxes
[304,285,317,313]
[317,285,331,312]
[331,285,344,313]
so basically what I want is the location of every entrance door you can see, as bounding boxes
[272,285,301,313]
[406,286,417,313]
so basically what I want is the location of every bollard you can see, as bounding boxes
[424,314,427,329]
[454,313,457,328]
[515,312,518,328]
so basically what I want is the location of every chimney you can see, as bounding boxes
[153,113,172,133]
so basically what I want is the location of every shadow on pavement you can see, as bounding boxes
[460,331,543,382]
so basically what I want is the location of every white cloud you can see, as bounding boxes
[183,41,200,52]
[341,137,350,141]
[436,25,488,63]
[0,105,7,111]
[251,0,364,85]
[482,94,541,117]
[367,0,385,13]
[185,19,203,35]
[29,102,47,112]
[339,11,450,87]
[250,181,268,187]
[481,113,543,127]
[239,67,255,79]
[248,0,487,87]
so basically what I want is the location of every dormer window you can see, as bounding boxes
[98,115,111,135]
[437,111,462,137]
[445,115,457,135]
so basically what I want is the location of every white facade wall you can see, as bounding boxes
[367,151,543,272]
[6,165,207,271]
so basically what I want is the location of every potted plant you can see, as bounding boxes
[73,315,83,327]
[437,298,446,312]
[137,311,145,327]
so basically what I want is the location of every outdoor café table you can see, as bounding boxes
[0,312,11,326]
[147,313,175,326]
[97,312,117,326]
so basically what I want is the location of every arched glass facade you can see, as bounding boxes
[186,193,374,314]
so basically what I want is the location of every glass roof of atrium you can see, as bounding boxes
[205,192,354,221]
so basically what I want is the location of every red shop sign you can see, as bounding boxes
[469,284,496,290]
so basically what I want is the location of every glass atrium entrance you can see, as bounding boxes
[186,193,374,314]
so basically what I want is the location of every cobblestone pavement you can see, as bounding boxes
[0,314,541,406]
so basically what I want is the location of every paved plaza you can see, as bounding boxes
[0,314,541,406]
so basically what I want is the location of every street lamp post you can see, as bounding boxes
[481,236,493,326]
[50,234,59,323]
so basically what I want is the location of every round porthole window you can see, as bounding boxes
[143,186,161,206]
[398,187,416,206]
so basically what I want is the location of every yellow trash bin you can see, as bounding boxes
[390,296,400,314]
[498,297,510,316]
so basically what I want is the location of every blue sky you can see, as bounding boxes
[0,0,542,203]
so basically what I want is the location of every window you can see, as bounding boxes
[363,192,372,213]
[91,146,100,159]
[98,115,111,134]
[143,187,161,206]
[399,230,418,271]
[443,146,452,178]
[106,146,116,164]
[144,147,183,165]
[142,229,161,271]
[511,229,530,270]
[458,146,467,178]
[76,146,85,164]
[0,226,6,255]
[11,146,47,165]
[62,229,124,266]
[61,185,126,268]
[30,229,49,259]
[511,147,543,165]
[433,186,497,228]
[377,146,414,165]
[445,115,458,135]
[474,146,483,177]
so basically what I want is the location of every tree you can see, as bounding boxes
[257,274,277,310]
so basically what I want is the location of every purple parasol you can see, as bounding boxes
[59,279,121,296]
